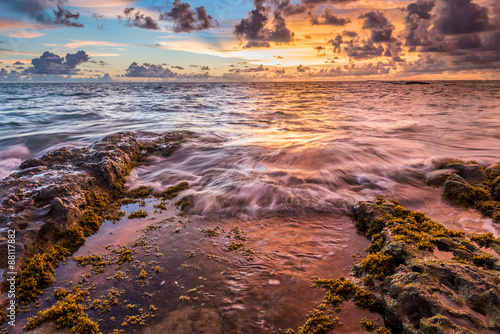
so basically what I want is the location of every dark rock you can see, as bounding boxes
[0,131,189,273]
[419,314,476,334]
[443,178,470,201]
[445,162,486,186]
[352,201,500,333]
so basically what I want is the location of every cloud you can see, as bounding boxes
[402,0,499,70]
[24,50,90,75]
[159,0,218,33]
[296,64,310,72]
[359,10,395,43]
[328,34,343,53]
[229,64,269,73]
[311,8,351,26]
[344,39,385,59]
[64,40,129,49]
[434,0,489,35]
[53,5,84,27]
[404,0,435,48]
[5,31,45,38]
[235,0,294,48]
[342,30,358,38]
[4,0,84,27]
[268,0,306,16]
[124,62,178,78]
[120,7,159,30]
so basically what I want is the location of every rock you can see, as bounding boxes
[444,162,486,186]
[443,179,470,201]
[419,314,476,334]
[0,132,189,274]
[352,201,500,333]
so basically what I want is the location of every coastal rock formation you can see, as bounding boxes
[0,132,188,272]
[352,200,500,334]
[428,160,500,222]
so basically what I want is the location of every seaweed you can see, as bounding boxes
[155,181,189,200]
[24,286,99,334]
[127,210,148,219]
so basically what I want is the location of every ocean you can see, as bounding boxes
[1,81,500,214]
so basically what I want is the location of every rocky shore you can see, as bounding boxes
[2,132,500,334]
[0,132,191,311]
[291,160,500,333]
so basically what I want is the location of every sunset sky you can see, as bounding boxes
[0,0,499,81]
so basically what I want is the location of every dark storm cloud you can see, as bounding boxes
[201,66,210,71]
[64,50,89,68]
[124,62,178,78]
[434,0,489,35]
[328,34,343,53]
[234,0,294,48]
[359,11,395,43]
[53,5,83,27]
[13,61,24,66]
[4,0,84,27]
[342,30,358,38]
[121,7,159,30]
[159,0,218,33]
[269,0,306,16]
[404,0,435,48]
[344,39,385,59]
[402,0,499,71]
[171,65,184,70]
[311,8,351,26]
[24,50,90,75]
[454,35,482,49]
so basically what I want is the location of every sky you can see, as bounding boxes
[0,0,499,81]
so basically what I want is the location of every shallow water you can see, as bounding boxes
[2,81,500,332]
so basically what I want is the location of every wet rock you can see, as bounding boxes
[444,162,486,186]
[352,201,500,334]
[0,132,188,273]
[419,314,476,334]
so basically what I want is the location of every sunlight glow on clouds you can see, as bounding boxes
[0,0,498,81]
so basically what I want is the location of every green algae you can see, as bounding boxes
[470,232,500,248]
[437,160,500,221]
[127,210,148,219]
[288,308,340,334]
[355,201,464,254]
[472,253,495,269]
[155,181,189,200]
[175,197,190,210]
[126,186,152,199]
[360,318,377,332]
[24,286,100,334]
[112,245,135,267]
[360,252,397,280]
[17,245,70,302]
[73,255,109,274]
[289,275,384,333]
